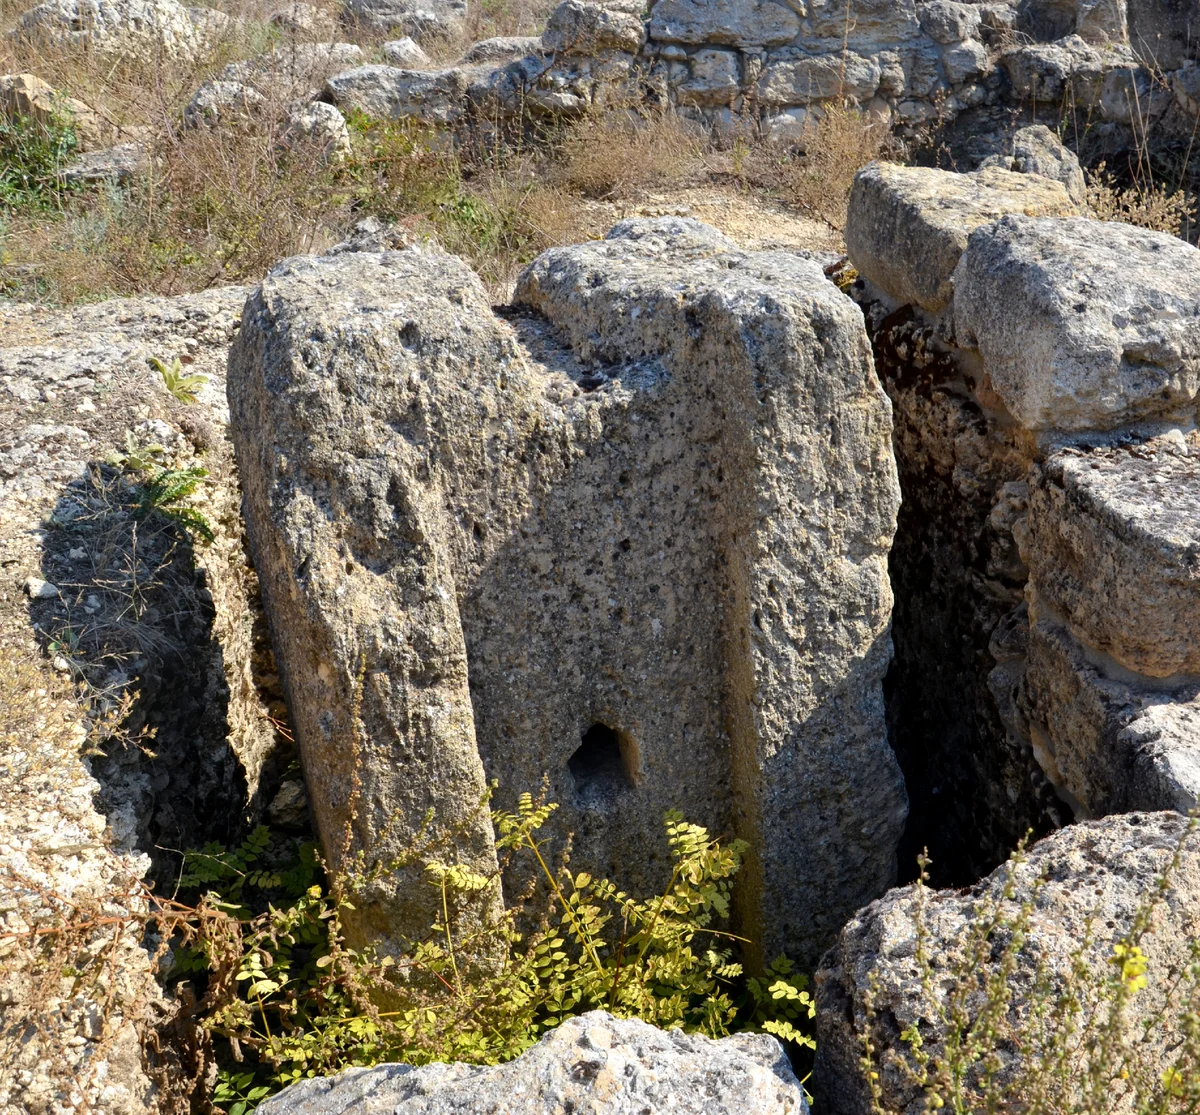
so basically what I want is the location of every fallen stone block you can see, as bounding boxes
[649,0,802,48]
[813,811,1200,1114]
[845,162,1078,313]
[955,217,1200,432]
[257,1012,808,1115]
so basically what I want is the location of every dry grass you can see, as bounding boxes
[547,101,706,199]
[728,101,900,230]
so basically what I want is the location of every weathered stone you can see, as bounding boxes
[10,0,206,58]
[1173,60,1200,115]
[229,218,906,965]
[220,42,365,90]
[228,249,504,948]
[0,73,105,149]
[812,811,1200,1115]
[918,0,981,43]
[757,50,883,105]
[61,140,147,184]
[342,0,467,39]
[1101,63,1171,124]
[978,123,1087,205]
[1002,35,1131,105]
[942,38,990,83]
[184,79,265,126]
[845,162,1079,313]
[280,99,351,161]
[542,0,645,54]
[649,0,802,47]
[460,34,540,63]
[268,1,335,37]
[259,1012,808,1115]
[803,0,922,47]
[380,35,429,65]
[323,64,473,123]
[1075,0,1127,42]
[678,48,741,106]
[1021,447,1200,676]
[953,216,1200,431]
[1023,607,1200,815]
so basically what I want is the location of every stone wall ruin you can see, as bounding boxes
[845,158,1200,882]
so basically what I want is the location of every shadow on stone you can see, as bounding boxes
[29,460,249,889]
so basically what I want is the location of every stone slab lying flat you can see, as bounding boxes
[229,218,906,966]
[1025,611,1200,815]
[954,216,1200,431]
[1022,446,1200,677]
[258,1012,808,1115]
[845,162,1079,313]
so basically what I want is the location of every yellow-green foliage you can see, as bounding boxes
[172,796,814,1112]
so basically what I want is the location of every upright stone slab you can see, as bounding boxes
[229,219,907,965]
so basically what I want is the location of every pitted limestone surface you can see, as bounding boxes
[229,219,906,966]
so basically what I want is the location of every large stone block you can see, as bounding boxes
[813,811,1200,1114]
[542,0,645,55]
[259,1012,808,1115]
[1021,446,1200,676]
[229,218,907,965]
[955,217,1200,431]
[845,162,1078,313]
[324,64,474,123]
[649,0,802,47]
[1024,609,1200,814]
[756,50,883,105]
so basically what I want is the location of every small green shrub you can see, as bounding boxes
[0,109,79,211]
[171,796,814,1110]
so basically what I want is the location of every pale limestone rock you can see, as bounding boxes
[918,0,981,43]
[1023,608,1200,815]
[1101,63,1170,124]
[978,123,1087,206]
[184,79,264,126]
[0,73,105,149]
[10,0,206,58]
[1173,60,1200,115]
[1002,34,1132,105]
[649,0,802,47]
[229,218,906,965]
[61,140,146,184]
[542,0,645,54]
[942,37,989,82]
[813,811,1200,1114]
[280,99,351,161]
[1076,0,1128,42]
[678,47,741,105]
[845,162,1079,313]
[1022,448,1200,676]
[757,50,882,105]
[802,0,922,47]
[258,1012,808,1115]
[384,34,432,65]
[268,1,335,37]
[953,216,1200,431]
[342,0,467,39]
[324,63,474,123]
[460,34,539,63]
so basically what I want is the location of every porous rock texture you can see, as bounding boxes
[812,811,1200,1114]
[846,162,1079,314]
[258,1011,808,1115]
[954,216,1200,433]
[0,290,290,1115]
[9,0,217,58]
[228,218,907,966]
[846,161,1200,885]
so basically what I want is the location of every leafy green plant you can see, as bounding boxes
[151,356,210,405]
[108,432,215,542]
[0,110,79,211]
[171,797,814,1111]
